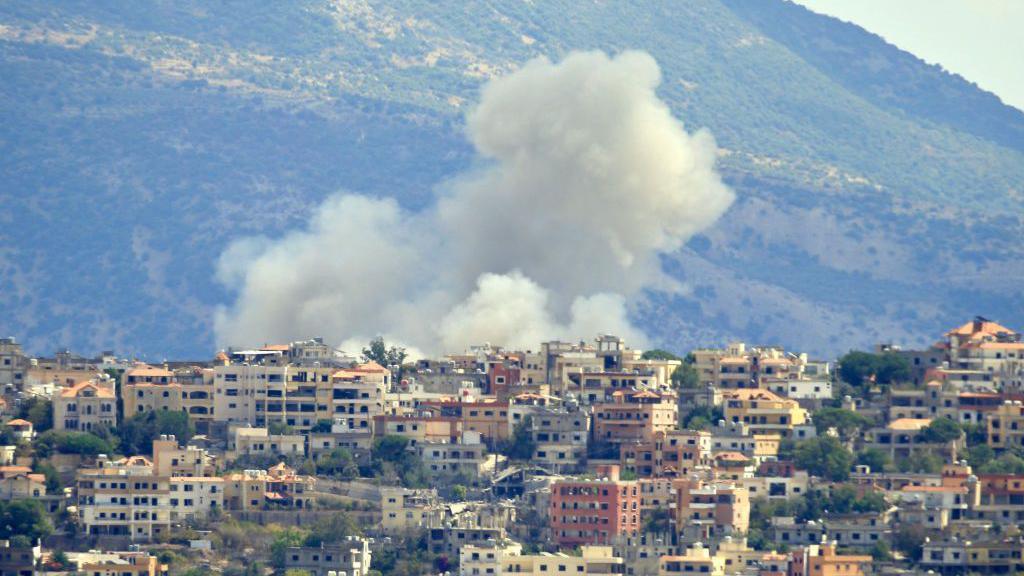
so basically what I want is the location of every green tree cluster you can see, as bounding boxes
[641,349,699,389]
[500,416,536,461]
[118,410,194,455]
[34,430,115,457]
[838,351,910,391]
[369,435,429,488]
[794,436,853,481]
[16,397,53,433]
[916,418,962,443]
[812,408,871,439]
[0,500,52,541]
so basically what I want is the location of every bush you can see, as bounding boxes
[34,430,115,457]
[917,418,961,443]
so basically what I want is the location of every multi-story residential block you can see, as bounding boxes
[0,337,27,388]
[422,399,510,444]
[53,379,116,432]
[944,318,1024,389]
[380,487,437,534]
[788,542,871,576]
[987,401,1024,451]
[862,418,961,461]
[460,538,523,576]
[0,537,40,576]
[593,390,678,445]
[921,538,1024,575]
[659,543,725,576]
[620,430,711,478]
[693,343,822,392]
[509,393,589,473]
[228,426,305,461]
[416,431,488,476]
[721,389,807,439]
[152,436,215,477]
[122,366,179,417]
[549,465,641,547]
[674,480,749,539]
[76,455,173,541]
[373,413,461,445]
[283,537,372,576]
[709,421,780,464]
[501,545,625,575]
[0,465,45,499]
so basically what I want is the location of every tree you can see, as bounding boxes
[671,363,700,389]
[979,453,1024,474]
[34,430,115,458]
[856,448,891,473]
[967,444,995,469]
[270,528,307,569]
[370,435,429,488]
[870,541,892,562]
[838,351,910,392]
[317,447,359,480]
[918,418,962,443]
[893,524,927,562]
[794,436,853,481]
[303,512,359,547]
[0,499,52,541]
[117,410,194,455]
[641,349,681,361]
[16,397,53,433]
[682,406,723,431]
[501,417,536,461]
[33,462,62,494]
[813,408,871,439]
[362,337,407,373]
[450,485,467,502]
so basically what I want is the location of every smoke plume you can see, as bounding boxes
[214,50,734,354]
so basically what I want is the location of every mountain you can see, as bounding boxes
[1,0,1022,359]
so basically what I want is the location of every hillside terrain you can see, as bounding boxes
[1,0,1022,358]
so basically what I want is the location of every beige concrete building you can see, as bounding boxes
[53,379,116,432]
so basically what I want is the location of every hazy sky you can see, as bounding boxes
[793,0,1024,112]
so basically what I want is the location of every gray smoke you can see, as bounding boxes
[214,50,735,355]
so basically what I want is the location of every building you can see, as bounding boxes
[509,393,590,473]
[416,431,489,476]
[460,539,523,576]
[72,551,167,576]
[283,538,372,576]
[380,487,437,533]
[0,465,45,500]
[0,338,27,389]
[659,544,725,576]
[121,366,180,417]
[3,419,33,442]
[987,401,1024,451]
[52,380,116,432]
[674,480,750,539]
[549,465,641,547]
[721,389,807,439]
[502,545,625,575]
[620,430,711,478]
[592,390,678,445]
[422,400,511,445]
[228,426,306,461]
[788,542,871,576]
[0,538,40,576]
[76,455,174,541]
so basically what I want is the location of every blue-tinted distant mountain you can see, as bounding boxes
[724,0,1024,152]
[0,1,1021,359]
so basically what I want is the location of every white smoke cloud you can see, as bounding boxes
[214,50,734,354]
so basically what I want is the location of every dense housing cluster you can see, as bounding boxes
[1,317,1024,575]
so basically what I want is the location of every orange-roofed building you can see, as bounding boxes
[4,418,34,440]
[722,389,807,439]
[620,429,711,478]
[122,365,181,418]
[593,389,678,444]
[788,542,871,576]
[0,464,45,499]
[54,379,116,432]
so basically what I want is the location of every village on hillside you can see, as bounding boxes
[2,317,1024,575]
